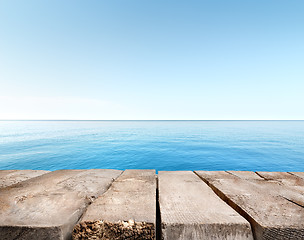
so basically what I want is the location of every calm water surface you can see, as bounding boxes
[0,121,303,172]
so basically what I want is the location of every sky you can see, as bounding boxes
[0,0,303,120]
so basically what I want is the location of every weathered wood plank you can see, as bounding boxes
[0,170,50,188]
[290,172,304,179]
[72,169,156,240]
[228,171,263,180]
[159,171,253,240]
[0,169,121,240]
[228,171,304,199]
[256,171,304,196]
[196,171,304,240]
[196,171,236,181]
[256,171,299,181]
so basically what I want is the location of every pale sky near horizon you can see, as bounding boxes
[0,0,303,120]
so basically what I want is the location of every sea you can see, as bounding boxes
[0,120,303,172]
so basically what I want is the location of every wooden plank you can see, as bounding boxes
[256,171,299,181]
[196,171,237,181]
[0,169,121,240]
[228,171,304,200]
[0,170,50,188]
[196,171,304,240]
[290,172,304,179]
[159,171,253,240]
[72,170,156,240]
[256,171,304,195]
[0,170,17,177]
[228,171,264,180]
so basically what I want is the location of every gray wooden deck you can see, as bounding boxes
[0,170,303,240]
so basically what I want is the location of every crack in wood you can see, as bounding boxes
[194,171,259,240]
[282,196,304,209]
[156,176,162,240]
[254,172,268,180]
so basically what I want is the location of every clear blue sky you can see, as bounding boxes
[0,0,303,120]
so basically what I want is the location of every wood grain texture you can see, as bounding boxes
[256,171,304,195]
[228,171,264,180]
[0,170,50,188]
[73,170,156,240]
[196,171,304,240]
[159,171,253,240]
[256,172,300,181]
[0,169,121,240]
[290,172,304,179]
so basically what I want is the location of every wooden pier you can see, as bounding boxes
[0,170,303,240]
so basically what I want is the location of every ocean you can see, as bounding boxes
[0,120,303,172]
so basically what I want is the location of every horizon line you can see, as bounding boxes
[0,119,304,121]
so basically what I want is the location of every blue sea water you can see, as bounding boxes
[0,121,303,172]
